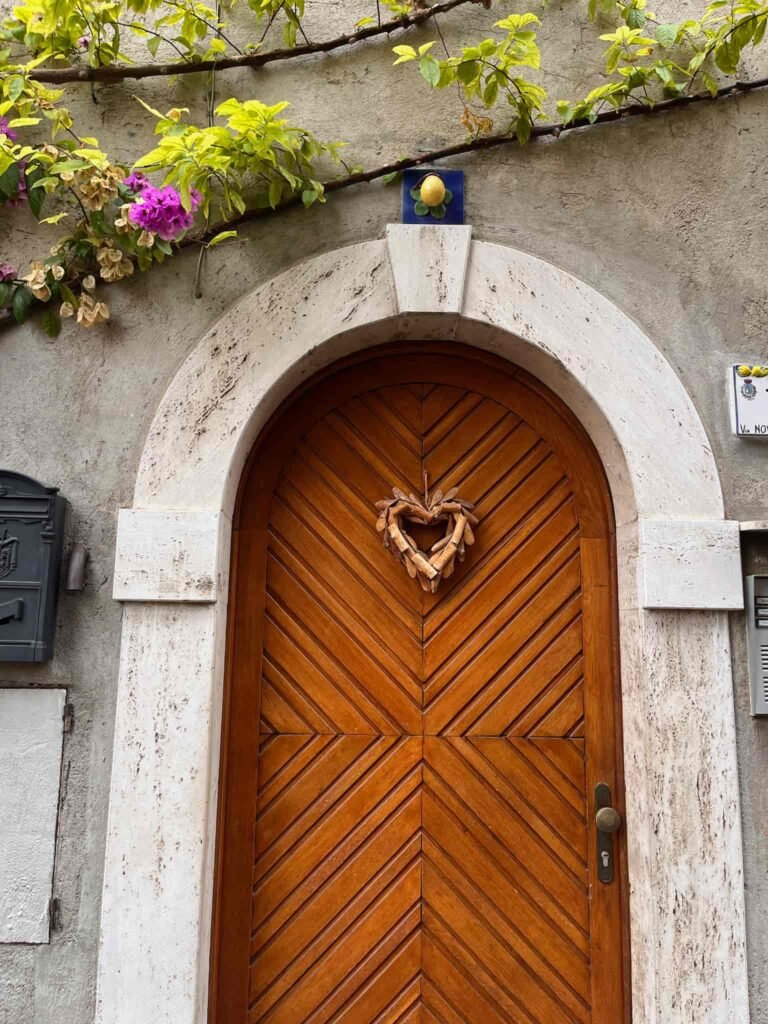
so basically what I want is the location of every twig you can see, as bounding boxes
[115,20,190,62]
[258,0,285,43]
[29,0,480,83]
[163,0,244,54]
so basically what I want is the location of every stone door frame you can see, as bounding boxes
[96,226,749,1024]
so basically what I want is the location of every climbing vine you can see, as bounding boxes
[1,0,767,334]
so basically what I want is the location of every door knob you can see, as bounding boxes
[595,783,620,884]
[596,806,621,834]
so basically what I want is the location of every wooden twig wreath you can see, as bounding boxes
[375,477,479,593]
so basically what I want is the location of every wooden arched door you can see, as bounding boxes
[211,344,628,1024]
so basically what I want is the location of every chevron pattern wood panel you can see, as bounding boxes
[240,377,615,1023]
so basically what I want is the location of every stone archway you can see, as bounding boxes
[96,226,748,1024]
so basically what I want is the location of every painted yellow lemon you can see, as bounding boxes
[420,174,446,208]
[738,365,752,376]
[753,365,764,377]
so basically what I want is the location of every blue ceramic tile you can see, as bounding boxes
[402,168,464,225]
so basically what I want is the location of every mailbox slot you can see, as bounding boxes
[0,472,65,663]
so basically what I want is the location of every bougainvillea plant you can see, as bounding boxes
[1,0,768,334]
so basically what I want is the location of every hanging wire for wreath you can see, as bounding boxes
[375,476,479,593]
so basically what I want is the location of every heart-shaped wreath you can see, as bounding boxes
[375,483,479,592]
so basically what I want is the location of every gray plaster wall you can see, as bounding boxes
[1,0,767,1020]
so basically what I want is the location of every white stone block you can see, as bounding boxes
[0,688,65,943]
[387,224,472,314]
[113,508,228,603]
[639,519,743,609]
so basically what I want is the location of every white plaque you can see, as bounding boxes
[730,363,768,437]
[0,688,65,942]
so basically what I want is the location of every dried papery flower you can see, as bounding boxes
[76,293,109,327]
[60,302,74,318]
[82,275,96,291]
[22,261,51,301]
[136,230,155,248]
[51,265,65,281]
[96,246,134,283]
[75,164,124,211]
[114,204,134,235]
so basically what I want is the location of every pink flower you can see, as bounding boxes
[0,117,18,143]
[77,34,90,49]
[0,262,17,281]
[128,184,201,241]
[124,172,149,193]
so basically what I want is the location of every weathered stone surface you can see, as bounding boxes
[95,602,224,1024]
[639,519,744,609]
[113,508,228,602]
[387,223,472,314]
[0,689,65,944]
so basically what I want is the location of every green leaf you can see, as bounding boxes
[12,285,33,324]
[556,99,573,124]
[0,162,20,201]
[714,38,740,74]
[207,230,238,246]
[430,203,446,219]
[59,284,77,307]
[25,167,45,218]
[483,76,499,107]
[414,199,429,216]
[41,309,61,337]
[0,282,11,307]
[626,7,646,28]
[419,55,441,87]
[409,185,421,200]
[382,171,402,185]
[443,188,453,204]
[456,59,479,85]
[7,76,24,102]
[515,115,532,145]
[147,35,161,56]
[701,71,719,96]
[655,23,678,47]
[392,44,417,64]
[301,187,318,207]
[40,212,69,224]
[268,177,282,208]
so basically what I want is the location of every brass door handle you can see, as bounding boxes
[595,806,621,834]
[595,784,620,884]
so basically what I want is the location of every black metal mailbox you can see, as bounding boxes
[0,472,66,662]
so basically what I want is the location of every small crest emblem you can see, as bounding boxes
[741,378,758,400]
[0,529,19,579]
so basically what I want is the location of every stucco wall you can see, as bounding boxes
[1,0,767,1020]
